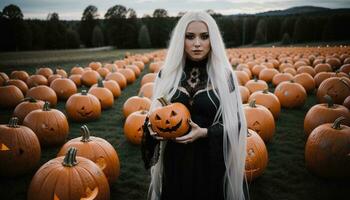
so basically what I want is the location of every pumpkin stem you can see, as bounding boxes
[140,110,148,115]
[158,96,169,106]
[253,76,258,82]
[62,147,78,167]
[247,130,252,137]
[262,89,269,94]
[249,99,257,107]
[324,95,334,108]
[97,78,104,88]
[7,117,19,128]
[139,92,144,98]
[43,101,51,111]
[290,79,295,83]
[81,89,88,95]
[331,116,346,130]
[21,97,37,103]
[80,125,91,142]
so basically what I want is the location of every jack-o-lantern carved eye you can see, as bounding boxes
[155,114,161,120]
[0,143,10,151]
[171,111,177,117]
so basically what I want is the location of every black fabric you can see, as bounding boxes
[142,58,226,200]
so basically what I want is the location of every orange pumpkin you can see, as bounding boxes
[244,78,268,94]
[343,96,350,109]
[339,64,350,75]
[0,117,41,177]
[0,84,24,108]
[89,62,102,70]
[305,117,350,179]
[28,147,110,200]
[26,85,57,107]
[248,89,281,119]
[139,82,154,99]
[272,72,294,86]
[293,73,315,93]
[243,100,275,142]
[48,74,62,85]
[56,68,67,78]
[141,73,157,86]
[81,70,101,87]
[69,74,82,87]
[26,74,48,88]
[296,66,316,77]
[149,97,190,139]
[314,63,332,73]
[0,72,9,86]
[235,71,250,86]
[304,95,350,137]
[124,110,148,144]
[88,79,114,109]
[317,77,350,104]
[123,93,152,118]
[259,68,279,83]
[50,78,77,100]
[57,125,120,184]
[239,85,250,104]
[10,70,29,82]
[105,71,127,90]
[13,97,45,124]
[66,90,101,122]
[245,129,268,182]
[36,67,53,78]
[70,66,84,75]
[6,79,28,95]
[97,67,110,78]
[23,102,69,147]
[274,80,307,108]
[94,79,121,99]
[118,68,136,84]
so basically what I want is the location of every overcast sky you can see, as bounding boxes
[1,0,350,20]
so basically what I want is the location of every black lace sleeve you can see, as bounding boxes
[141,117,160,169]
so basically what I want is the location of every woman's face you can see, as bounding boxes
[184,21,211,61]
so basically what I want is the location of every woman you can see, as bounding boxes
[142,11,247,200]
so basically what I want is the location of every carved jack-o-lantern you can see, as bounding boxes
[245,129,268,182]
[149,97,190,139]
[57,125,120,184]
[66,90,101,122]
[0,117,41,176]
[28,147,110,200]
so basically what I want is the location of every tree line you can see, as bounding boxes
[1,4,349,51]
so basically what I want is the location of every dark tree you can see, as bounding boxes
[153,9,168,18]
[45,12,67,49]
[92,25,104,47]
[105,5,127,19]
[79,5,99,47]
[127,8,137,18]
[138,24,151,48]
[2,4,23,20]
[66,29,80,48]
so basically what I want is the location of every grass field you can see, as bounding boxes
[0,48,349,200]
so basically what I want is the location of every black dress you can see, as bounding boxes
[142,58,225,200]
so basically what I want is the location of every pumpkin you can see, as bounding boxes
[23,102,69,147]
[69,74,82,87]
[26,74,48,88]
[6,79,28,95]
[141,73,157,86]
[239,86,250,104]
[293,73,315,93]
[0,72,9,86]
[339,64,350,75]
[259,68,279,83]
[88,79,114,110]
[89,62,102,70]
[272,72,294,86]
[114,60,126,68]
[105,71,127,90]
[138,82,154,99]
[50,78,77,100]
[118,68,136,84]
[244,78,268,94]
[235,71,250,86]
[245,129,268,182]
[92,79,121,99]
[149,97,191,139]
[343,96,350,109]
[124,110,148,144]
[0,117,41,177]
[126,64,141,77]
[132,61,145,71]
[317,77,350,104]
[282,67,297,76]
[26,85,57,107]
[314,63,332,73]
[274,80,307,108]
[248,89,281,119]
[243,100,275,142]
[81,70,101,87]
[97,67,110,78]
[326,57,342,70]
[10,70,29,82]
[296,66,316,77]
[0,84,24,108]
[56,68,68,78]
[304,95,350,137]
[149,61,163,73]
[305,117,350,179]
[28,147,110,200]
[13,97,45,124]
[123,93,152,118]
[251,64,267,77]
[48,74,62,85]
[70,66,84,75]
[57,125,120,184]
[66,90,101,122]
[36,67,53,79]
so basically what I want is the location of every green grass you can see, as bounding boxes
[0,49,349,200]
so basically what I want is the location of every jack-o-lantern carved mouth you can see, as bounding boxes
[78,110,93,117]
[157,119,183,133]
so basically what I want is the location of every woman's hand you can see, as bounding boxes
[175,119,207,144]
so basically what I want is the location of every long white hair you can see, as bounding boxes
[148,11,247,200]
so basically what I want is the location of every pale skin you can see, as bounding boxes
[148,21,211,144]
